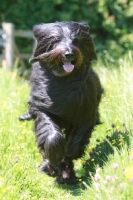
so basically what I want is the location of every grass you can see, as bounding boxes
[0,52,133,199]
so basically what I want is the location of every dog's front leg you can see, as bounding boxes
[55,156,77,184]
[34,112,65,166]
[65,125,93,159]
[55,126,93,184]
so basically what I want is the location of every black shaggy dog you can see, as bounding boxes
[19,21,103,184]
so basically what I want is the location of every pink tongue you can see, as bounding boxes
[63,62,74,72]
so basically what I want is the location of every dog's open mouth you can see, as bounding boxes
[63,61,74,73]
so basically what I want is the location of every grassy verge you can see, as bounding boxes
[0,52,133,199]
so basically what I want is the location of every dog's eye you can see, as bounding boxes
[72,38,78,44]
[80,32,90,39]
[71,35,79,41]
[51,37,60,43]
[74,32,90,40]
[72,34,83,41]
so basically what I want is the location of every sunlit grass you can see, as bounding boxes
[81,52,133,199]
[0,52,133,199]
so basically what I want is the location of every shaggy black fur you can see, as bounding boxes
[19,21,103,184]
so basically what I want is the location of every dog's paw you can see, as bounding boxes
[40,160,59,177]
[55,175,78,184]
[55,169,78,184]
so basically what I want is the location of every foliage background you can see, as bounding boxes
[0,1,133,199]
[0,0,133,65]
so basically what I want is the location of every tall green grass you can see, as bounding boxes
[81,52,133,199]
[0,52,133,199]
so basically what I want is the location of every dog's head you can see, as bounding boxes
[30,22,97,76]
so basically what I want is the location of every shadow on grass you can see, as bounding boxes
[82,123,130,185]
[56,124,130,196]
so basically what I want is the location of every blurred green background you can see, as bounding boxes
[0,0,133,67]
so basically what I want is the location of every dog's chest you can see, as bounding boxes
[45,78,92,122]
[31,68,96,124]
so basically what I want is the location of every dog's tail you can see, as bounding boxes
[35,113,65,166]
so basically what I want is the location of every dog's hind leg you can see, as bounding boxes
[34,112,65,166]
[65,125,93,159]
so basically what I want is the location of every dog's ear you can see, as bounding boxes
[32,24,45,40]
[78,22,97,61]
[33,24,53,41]
[88,37,97,61]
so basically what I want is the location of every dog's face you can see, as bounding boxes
[30,22,97,77]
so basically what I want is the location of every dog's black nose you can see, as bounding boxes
[65,52,74,60]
